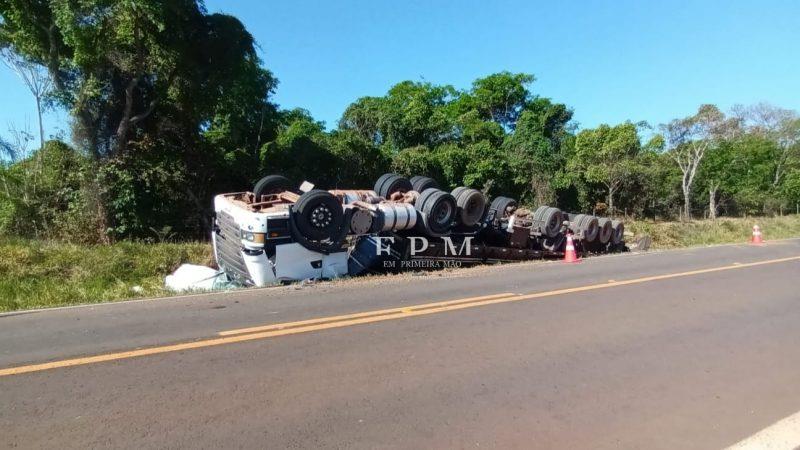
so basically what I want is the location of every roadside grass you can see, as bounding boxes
[2,215,799,312]
[627,215,800,249]
[0,238,213,312]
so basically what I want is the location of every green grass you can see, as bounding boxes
[0,238,213,312]
[627,215,800,249]
[2,215,800,312]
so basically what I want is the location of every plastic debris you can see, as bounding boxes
[165,264,232,292]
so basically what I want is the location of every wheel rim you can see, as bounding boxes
[434,201,453,225]
[309,205,333,229]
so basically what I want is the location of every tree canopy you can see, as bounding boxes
[2,2,799,243]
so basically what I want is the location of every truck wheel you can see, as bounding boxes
[611,220,625,244]
[451,186,468,201]
[376,174,412,199]
[416,189,456,235]
[292,190,344,241]
[374,173,394,194]
[411,176,440,193]
[488,196,517,222]
[415,187,437,210]
[532,206,549,224]
[598,217,613,244]
[456,189,487,226]
[571,214,586,234]
[542,207,563,238]
[581,215,600,242]
[253,175,291,200]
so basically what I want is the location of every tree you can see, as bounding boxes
[1,1,277,156]
[571,123,642,216]
[661,105,737,220]
[1,1,279,240]
[0,48,51,149]
[732,103,800,190]
[697,139,739,219]
[503,98,573,205]
[339,81,458,151]
[460,72,534,130]
[261,109,339,187]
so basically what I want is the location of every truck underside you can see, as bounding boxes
[212,174,634,286]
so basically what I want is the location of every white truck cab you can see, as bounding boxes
[213,192,349,286]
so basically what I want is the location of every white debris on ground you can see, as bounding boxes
[165,264,232,292]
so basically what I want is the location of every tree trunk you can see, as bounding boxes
[607,189,615,217]
[708,185,718,221]
[115,77,139,155]
[683,188,691,221]
[35,95,45,149]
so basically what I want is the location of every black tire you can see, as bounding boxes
[415,187,438,209]
[416,189,456,235]
[611,220,625,245]
[411,176,439,193]
[488,196,517,222]
[374,173,395,194]
[376,174,412,199]
[570,213,586,234]
[456,189,487,226]
[451,186,468,202]
[598,217,613,244]
[253,175,291,199]
[582,215,600,242]
[532,206,549,223]
[542,207,563,238]
[292,190,344,241]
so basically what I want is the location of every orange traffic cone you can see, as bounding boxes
[563,233,581,263]
[751,224,764,245]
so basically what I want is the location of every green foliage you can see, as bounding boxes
[1,0,279,240]
[461,72,535,129]
[260,109,339,187]
[2,0,799,240]
[0,140,104,242]
[570,123,643,214]
[337,72,575,203]
[504,99,573,204]
[340,81,458,151]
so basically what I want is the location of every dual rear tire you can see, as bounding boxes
[451,187,487,227]
[374,174,413,199]
[415,188,457,236]
[533,206,563,238]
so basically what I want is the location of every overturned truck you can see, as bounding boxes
[212,174,627,286]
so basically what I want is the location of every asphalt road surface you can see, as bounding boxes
[2,240,800,449]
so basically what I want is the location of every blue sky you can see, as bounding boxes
[1,0,798,140]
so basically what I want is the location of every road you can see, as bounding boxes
[2,240,800,449]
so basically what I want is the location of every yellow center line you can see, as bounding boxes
[1,255,798,378]
[218,292,515,336]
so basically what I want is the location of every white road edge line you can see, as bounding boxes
[726,411,800,449]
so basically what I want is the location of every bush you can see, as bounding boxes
[0,141,105,243]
